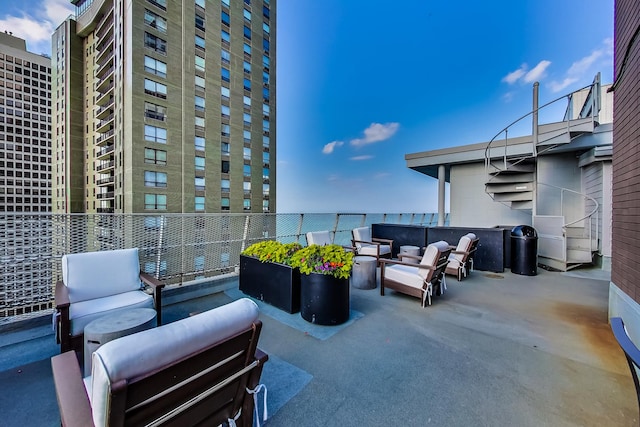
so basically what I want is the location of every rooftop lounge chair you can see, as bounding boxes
[352,226,393,262]
[380,241,451,307]
[51,298,268,427]
[54,248,164,356]
[445,233,479,281]
[306,230,354,251]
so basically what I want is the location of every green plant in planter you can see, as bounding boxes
[242,240,302,265]
[289,244,354,279]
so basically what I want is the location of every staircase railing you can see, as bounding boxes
[484,78,600,179]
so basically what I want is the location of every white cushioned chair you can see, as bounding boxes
[351,226,393,262]
[54,248,164,355]
[380,241,451,307]
[52,298,268,427]
[306,230,333,246]
[445,233,479,281]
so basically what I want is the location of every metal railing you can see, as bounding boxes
[0,212,447,322]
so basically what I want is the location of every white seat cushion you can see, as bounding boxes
[62,248,142,303]
[352,227,371,249]
[69,291,154,335]
[307,231,332,246]
[384,264,424,289]
[89,298,260,427]
[358,244,391,257]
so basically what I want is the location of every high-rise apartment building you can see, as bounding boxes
[0,32,52,213]
[53,0,276,214]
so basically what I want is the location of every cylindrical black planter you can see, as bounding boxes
[300,273,350,325]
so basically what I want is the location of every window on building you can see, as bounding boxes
[263,103,270,117]
[221,30,230,43]
[243,181,251,194]
[243,43,251,55]
[263,22,270,34]
[263,87,269,101]
[243,61,251,74]
[221,86,230,99]
[222,123,230,137]
[263,71,269,85]
[221,68,230,82]
[263,183,269,196]
[263,166,269,179]
[263,135,269,147]
[244,147,251,160]
[244,9,251,21]
[243,164,251,177]
[195,177,205,191]
[221,197,230,210]
[145,148,167,165]
[221,49,230,64]
[263,39,270,53]
[144,78,167,98]
[221,105,230,117]
[195,0,205,9]
[195,156,205,171]
[195,136,205,151]
[145,124,167,143]
[221,179,230,192]
[263,151,270,164]
[144,33,167,54]
[194,254,205,270]
[222,11,230,26]
[145,194,167,210]
[195,116,205,128]
[145,171,167,187]
[243,95,251,107]
[221,142,230,154]
[195,96,205,111]
[243,130,251,141]
[222,160,230,173]
[243,112,251,124]
[195,14,205,31]
[263,55,270,69]
[144,102,166,121]
[147,0,166,10]
[263,119,270,131]
[144,56,167,77]
[144,9,167,32]
[195,55,205,71]
[244,26,251,40]
[195,75,205,90]
[195,35,205,50]
[244,198,251,210]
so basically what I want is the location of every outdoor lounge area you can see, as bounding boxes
[0,264,636,426]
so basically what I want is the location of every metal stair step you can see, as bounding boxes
[493,191,533,202]
[486,182,533,193]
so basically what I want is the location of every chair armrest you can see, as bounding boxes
[353,239,379,246]
[55,280,70,309]
[372,237,393,244]
[398,254,422,262]
[140,272,164,289]
[51,351,94,427]
[140,272,165,326]
[379,258,435,270]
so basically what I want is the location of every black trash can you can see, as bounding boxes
[511,225,538,276]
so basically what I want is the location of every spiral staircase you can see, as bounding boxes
[484,74,603,271]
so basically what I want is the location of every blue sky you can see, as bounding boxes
[0,0,614,213]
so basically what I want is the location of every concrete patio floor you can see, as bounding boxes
[0,266,637,426]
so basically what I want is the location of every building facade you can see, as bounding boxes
[52,0,276,214]
[0,32,52,213]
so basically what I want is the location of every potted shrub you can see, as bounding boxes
[239,241,303,313]
[289,244,354,325]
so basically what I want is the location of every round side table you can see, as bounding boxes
[399,245,420,264]
[84,307,157,375]
[351,255,377,289]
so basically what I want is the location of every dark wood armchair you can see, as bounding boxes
[54,248,164,355]
[52,298,268,427]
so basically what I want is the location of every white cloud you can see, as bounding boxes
[502,65,527,84]
[0,0,74,55]
[548,39,613,93]
[350,155,373,161]
[548,77,579,93]
[524,60,551,83]
[502,91,516,102]
[350,122,399,147]
[322,140,343,154]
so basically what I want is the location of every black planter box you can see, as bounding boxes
[239,255,301,313]
[300,274,350,325]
